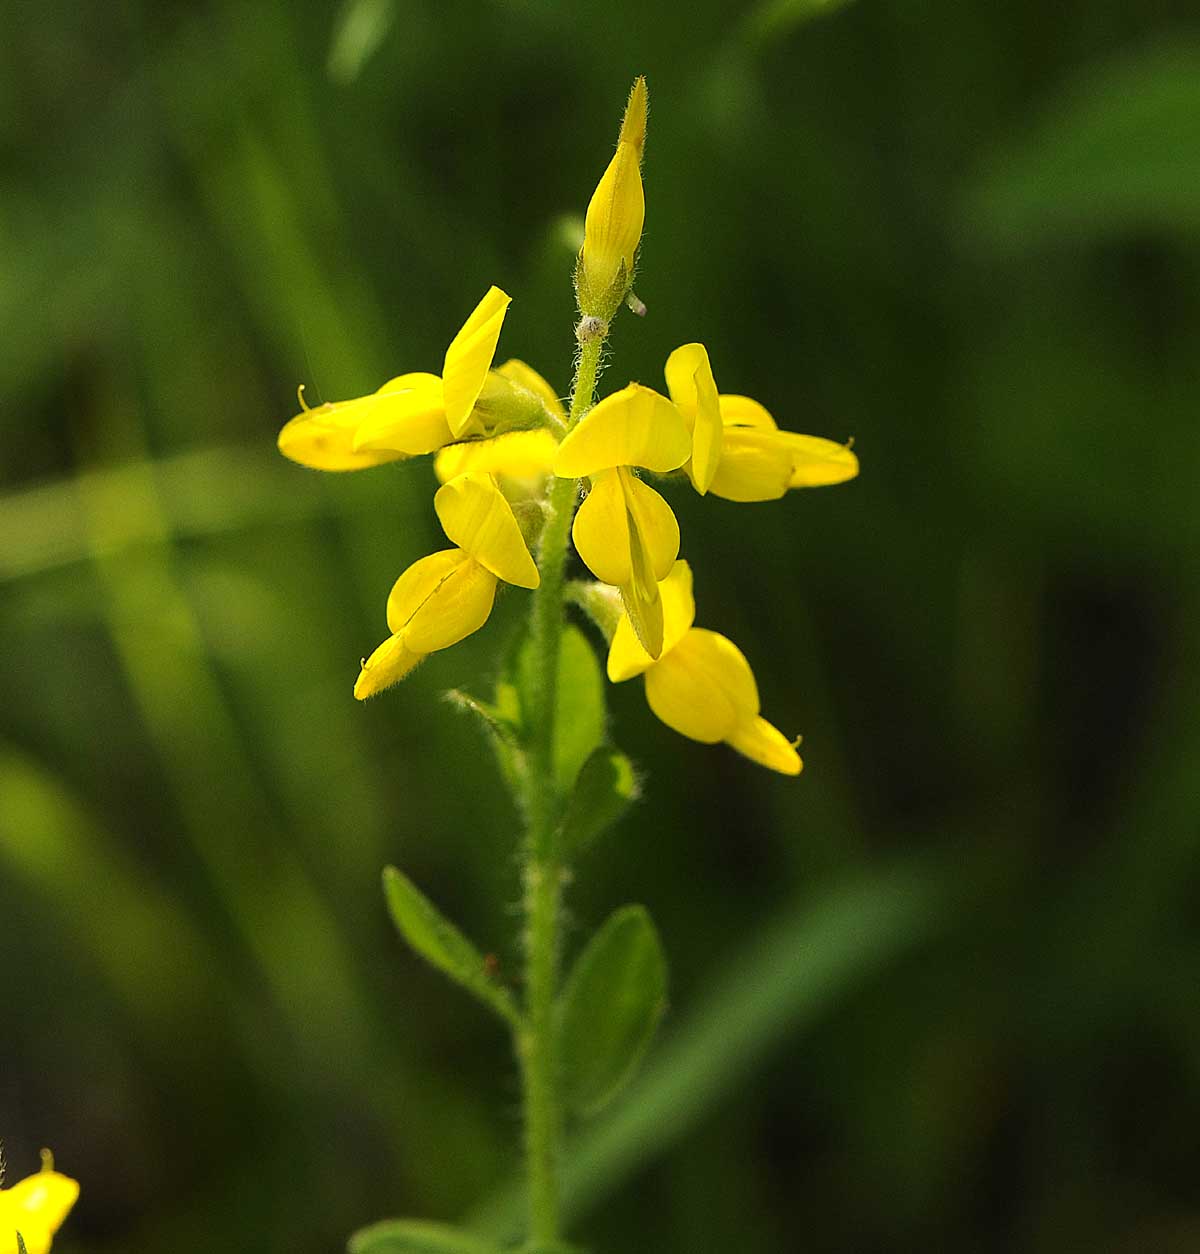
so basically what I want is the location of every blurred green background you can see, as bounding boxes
[3,0,1200,1250]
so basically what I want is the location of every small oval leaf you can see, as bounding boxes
[349,1218,503,1254]
[382,867,519,1026]
[560,747,638,859]
[558,904,668,1116]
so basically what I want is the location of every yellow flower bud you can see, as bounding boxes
[578,77,648,317]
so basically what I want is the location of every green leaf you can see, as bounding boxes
[382,867,520,1027]
[558,905,667,1116]
[349,1218,502,1254]
[516,624,606,793]
[443,688,526,797]
[559,747,638,859]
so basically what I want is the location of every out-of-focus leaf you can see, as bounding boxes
[382,867,520,1027]
[348,1218,502,1254]
[963,43,1200,252]
[328,0,396,84]
[516,624,606,794]
[559,747,638,859]
[557,905,667,1116]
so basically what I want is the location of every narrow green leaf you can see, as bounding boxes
[382,867,520,1027]
[349,1218,502,1254]
[558,905,667,1116]
[443,688,526,797]
[560,747,638,859]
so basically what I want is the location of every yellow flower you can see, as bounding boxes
[0,1157,79,1254]
[606,562,802,775]
[554,383,691,658]
[433,360,563,485]
[577,77,647,317]
[664,344,859,501]
[355,472,539,699]
[279,287,548,471]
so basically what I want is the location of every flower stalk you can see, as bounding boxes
[518,328,606,1244]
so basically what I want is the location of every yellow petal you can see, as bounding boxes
[277,394,409,472]
[572,469,631,586]
[643,629,759,742]
[781,433,860,487]
[554,383,691,477]
[405,558,497,653]
[572,467,679,591]
[434,472,540,589]
[664,343,722,495]
[496,359,567,426]
[1,1171,79,1254]
[579,77,647,305]
[385,549,498,651]
[351,373,453,454]
[354,633,424,700]
[442,286,511,437]
[434,428,559,484]
[718,394,777,430]
[620,569,663,660]
[620,467,679,581]
[726,716,803,775]
[386,548,472,633]
[706,428,795,502]
[607,559,694,681]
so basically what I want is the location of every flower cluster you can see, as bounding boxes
[277,77,858,774]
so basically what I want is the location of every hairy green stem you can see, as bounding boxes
[519,330,605,1246]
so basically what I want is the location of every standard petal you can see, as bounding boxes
[277,396,408,471]
[726,716,803,775]
[607,559,695,682]
[572,469,631,586]
[781,433,860,487]
[706,428,795,502]
[620,468,679,581]
[386,549,473,634]
[434,472,539,589]
[664,344,723,495]
[354,632,423,700]
[496,358,567,426]
[553,383,691,477]
[643,628,759,742]
[718,394,777,430]
[433,428,559,484]
[403,558,497,653]
[352,374,454,455]
[442,286,511,437]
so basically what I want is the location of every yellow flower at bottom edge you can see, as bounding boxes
[0,1158,79,1254]
[355,472,539,699]
[606,561,802,775]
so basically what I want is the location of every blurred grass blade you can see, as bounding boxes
[383,867,521,1027]
[328,0,396,84]
[349,1218,502,1254]
[743,0,856,48]
[471,860,947,1239]
[558,905,667,1116]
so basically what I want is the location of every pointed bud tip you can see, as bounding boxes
[620,76,648,155]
